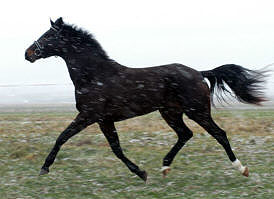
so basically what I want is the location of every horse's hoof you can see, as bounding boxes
[39,168,49,176]
[161,166,171,178]
[242,167,249,177]
[137,170,148,183]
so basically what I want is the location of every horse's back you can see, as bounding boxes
[123,63,209,109]
[143,63,210,110]
[125,63,203,84]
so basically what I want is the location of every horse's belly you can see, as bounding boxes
[105,95,163,121]
[109,105,159,121]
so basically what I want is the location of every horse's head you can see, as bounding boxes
[25,17,66,63]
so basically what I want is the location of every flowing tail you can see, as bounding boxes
[201,64,268,105]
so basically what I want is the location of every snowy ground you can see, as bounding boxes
[0,109,273,198]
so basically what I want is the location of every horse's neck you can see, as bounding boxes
[63,54,120,87]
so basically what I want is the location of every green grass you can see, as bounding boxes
[0,109,273,198]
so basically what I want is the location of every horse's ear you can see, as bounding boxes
[55,17,64,28]
[50,18,54,26]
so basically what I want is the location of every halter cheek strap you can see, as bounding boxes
[34,41,43,50]
[34,40,44,56]
[50,26,59,32]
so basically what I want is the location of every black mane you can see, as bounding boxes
[62,23,110,60]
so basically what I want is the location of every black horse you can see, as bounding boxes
[25,18,266,182]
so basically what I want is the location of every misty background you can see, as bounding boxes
[0,0,274,105]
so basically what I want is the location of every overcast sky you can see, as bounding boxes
[0,0,273,103]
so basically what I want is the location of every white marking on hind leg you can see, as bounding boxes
[161,166,171,177]
[161,166,171,172]
[232,159,248,176]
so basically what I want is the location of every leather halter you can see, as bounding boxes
[33,26,59,57]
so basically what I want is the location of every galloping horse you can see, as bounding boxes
[25,18,266,182]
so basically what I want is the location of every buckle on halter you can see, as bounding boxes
[34,48,42,56]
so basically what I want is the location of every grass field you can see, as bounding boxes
[0,108,273,199]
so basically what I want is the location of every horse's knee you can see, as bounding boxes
[186,131,193,139]
[178,130,193,143]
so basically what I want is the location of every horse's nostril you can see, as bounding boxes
[25,50,34,62]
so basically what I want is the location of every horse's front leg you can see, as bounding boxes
[99,120,147,182]
[40,113,94,175]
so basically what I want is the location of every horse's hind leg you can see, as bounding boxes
[186,110,249,177]
[99,120,147,182]
[159,109,193,177]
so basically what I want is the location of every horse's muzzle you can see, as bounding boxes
[25,50,36,63]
